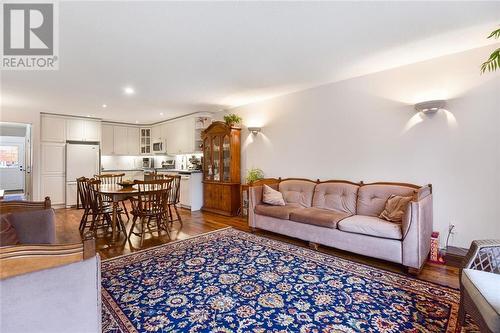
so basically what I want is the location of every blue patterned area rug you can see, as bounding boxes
[102,228,477,333]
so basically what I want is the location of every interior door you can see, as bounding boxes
[0,138,25,191]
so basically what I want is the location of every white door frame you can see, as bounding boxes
[0,122,33,199]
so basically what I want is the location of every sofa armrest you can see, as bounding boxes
[248,186,264,228]
[402,193,433,270]
[462,239,500,273]
[0,254,102,333]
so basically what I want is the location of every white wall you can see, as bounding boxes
[227,45,500,248]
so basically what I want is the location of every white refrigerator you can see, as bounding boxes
[65,142,100,207]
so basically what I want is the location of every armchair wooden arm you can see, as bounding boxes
[0,232,96,280]
[0,196,51,214]
[462,239,500,274]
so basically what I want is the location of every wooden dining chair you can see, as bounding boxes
[77,177,91,233]
[94,173,130,220]
[167,175,182,227]
[87,179,127,239]
[129,179,172,247]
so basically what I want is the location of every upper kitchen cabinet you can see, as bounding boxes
[165,115,211,155]
[101,123,141,155]
[66,118,101,142]
[113,126,128,155]
[127,127,140,155]
[101,124,114,155]
[151,124,162,142]
[41,114,66,142]
[140,128,151,154]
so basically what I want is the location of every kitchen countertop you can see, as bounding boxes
[155,168,202,174]
[101,168,202,174]
[101,169,143,172]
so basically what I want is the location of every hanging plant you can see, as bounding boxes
[223,113,242,127]
[480,27,500,74]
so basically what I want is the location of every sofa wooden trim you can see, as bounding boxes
[0,196,51,214]
[0,232,95,280]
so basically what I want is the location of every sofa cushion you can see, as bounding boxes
[279,180,316,207]
[262,184,285,206]
[290,207,350,229]
[379,194,413,222]
[255,203,303,220]
[338,215,403,240]
[462,269,500,332]
[312,182,359,215]
[0,215,19,246]
[357,184,417,217]
[4,209,56,244]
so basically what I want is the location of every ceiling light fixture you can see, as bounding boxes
[248,127,262,135]
[414,100,446,114]
[102,104,107,108]
[123,86,135,95]
[160,112,164,116]
[135,120,139,124]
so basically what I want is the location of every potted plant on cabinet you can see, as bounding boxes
[246,168,264,185]
[223,113,242,128]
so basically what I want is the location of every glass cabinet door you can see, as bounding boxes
[204,137,212,180]
[222,135,230,182]
[213,136,220,181]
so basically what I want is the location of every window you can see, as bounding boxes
[0,145,19,168]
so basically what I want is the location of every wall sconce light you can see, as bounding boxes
[414,100,446,114]
[248,127,262,135]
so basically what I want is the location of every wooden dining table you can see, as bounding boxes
[97,184,140,244]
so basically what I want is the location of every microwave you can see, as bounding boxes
[152,140,165,153]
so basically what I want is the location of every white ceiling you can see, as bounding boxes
[2,1,499,124]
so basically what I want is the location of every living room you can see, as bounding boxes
[1,1,499,332]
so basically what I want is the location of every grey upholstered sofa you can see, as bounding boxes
[249,179,433,272]
[0,199,101,333]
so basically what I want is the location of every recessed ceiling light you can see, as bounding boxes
[160,112,164,116]
[135,120,139,124]
[86,115,91,117]
[102,104,107,108]
[123,86,135,95]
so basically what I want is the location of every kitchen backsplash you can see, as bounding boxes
[101,156,144,170]
[101,154,202,170]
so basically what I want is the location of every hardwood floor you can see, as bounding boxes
[54,205,460,289]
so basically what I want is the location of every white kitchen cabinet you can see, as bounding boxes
[84,120,101,141]
[151,124,162,142]
[41,175,65,205]
[178,173,203,211]
[66,119,101,141]
[165,122,177,155]
[101,124,114,155]
[41,115,66,142]
[127,127,140,155]
[66,119,85,141]
[113,126,128,155]
[65,183,78,207]
[41,143,65,174]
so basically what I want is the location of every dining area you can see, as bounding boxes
[76,173,183,249]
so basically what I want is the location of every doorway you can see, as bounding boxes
[0,122,32,200]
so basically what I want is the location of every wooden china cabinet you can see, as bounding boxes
[201,121,241,216]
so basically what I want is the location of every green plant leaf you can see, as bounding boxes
[480,48,500,74]
[487,28,500,39]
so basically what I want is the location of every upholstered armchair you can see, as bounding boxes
[0,197,102,333]
[459,240,500,333]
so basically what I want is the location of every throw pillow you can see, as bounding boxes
[5,209,56,244]
[379,195,413,222]
[0,215,19,246]
[263,184,286,206]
